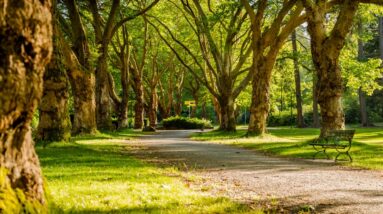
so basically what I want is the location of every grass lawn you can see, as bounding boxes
[37,129,257,213]
[191,127,383,170]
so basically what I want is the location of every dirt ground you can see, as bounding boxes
[130,130,383,214]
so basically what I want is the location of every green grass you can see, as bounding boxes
[191,127,383,170]
[37,129,258,213]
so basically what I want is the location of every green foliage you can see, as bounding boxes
[37,131,256,213]
[0,168,47,214]
[162,116,213,129]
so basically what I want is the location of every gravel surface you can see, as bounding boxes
[132,130,383,213]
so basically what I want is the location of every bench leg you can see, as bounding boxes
[335,146,352,162]
[312,146,330,160]
[335,151,352,162]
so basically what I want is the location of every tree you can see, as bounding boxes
[37,7,71,142]
[0,0,52,208]
[150,0,252,131]
[302,0,383,136]
[291,30,305,128]
[59,0,97,134]
[241,0,306,135]
[89,0,159,130]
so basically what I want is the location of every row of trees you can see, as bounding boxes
[1,0,383,210]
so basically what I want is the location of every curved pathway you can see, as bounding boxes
[132,130,383,213]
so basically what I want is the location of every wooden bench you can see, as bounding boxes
[309,130,355,162]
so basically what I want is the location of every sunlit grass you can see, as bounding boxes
[192,127,383,170]
[37,129,258,213]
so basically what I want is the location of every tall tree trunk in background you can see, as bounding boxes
[64,0,97,134]
[117,46,129,129]
[148,88,157,127]
[212,97,221,124]
[218,94,236,131]
[37,21,71,142]
[291,30,305,128]
[358,21,369,127]
[201,100,207,119]
[132,76,144,129]
[312,75,320,128]
[0,0,52,208]
[304,1,358,136]
[379,17,383,61]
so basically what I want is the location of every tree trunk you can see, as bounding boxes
[37,27,71,142]
[305,1,357,136]
[359,88,369,127]
[191,95,199,118]
[64,0,97,134]
[379,17,383,61]
[248,62,273,135]
[218,95,236,131]
[291,30,305,128]
[95,49,113,130]
[212,97,221,124]
[312,75,320,128]
[133,78,144,129]
[117,54,129,129]
[357,21,369,127]
[148,88,157,128]
[201,100,207,119]
[0,0,52,208]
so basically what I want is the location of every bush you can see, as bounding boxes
[162,116,213,129]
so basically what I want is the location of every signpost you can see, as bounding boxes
[184,100,196,117]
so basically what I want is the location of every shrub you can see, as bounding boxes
[162,116,213,129]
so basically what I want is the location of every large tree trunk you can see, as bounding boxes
[64,0,97,134]
[248,60,274,135]
[291,30,305,128]
[201,100,207,119]
[133,78,144,129]
[305,1,357,136]
[0,0,52,208]
[37,27,71,142]
[218,95,236,131]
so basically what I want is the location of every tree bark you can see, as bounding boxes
[132,77,144,129]
[305,0,358,136]
[117,50,129,129]
[312,75,320,128]
[95,49,114,130]
[0,0,52,207]
[37,24,71,142]
[291,30,305,128]
[148,88,157,128]
[64,0,97,134]
[218,95,236,131]
[248,63,272,135]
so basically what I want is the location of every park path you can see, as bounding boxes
[132,130,383,213]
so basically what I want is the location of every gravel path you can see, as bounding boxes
[132,130,383,213]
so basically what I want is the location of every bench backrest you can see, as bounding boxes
[327,130,355,141]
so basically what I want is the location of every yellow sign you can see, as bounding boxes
[184,100,196,106]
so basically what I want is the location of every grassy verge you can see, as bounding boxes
[191,127,383,170]
[37,129,258,213]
